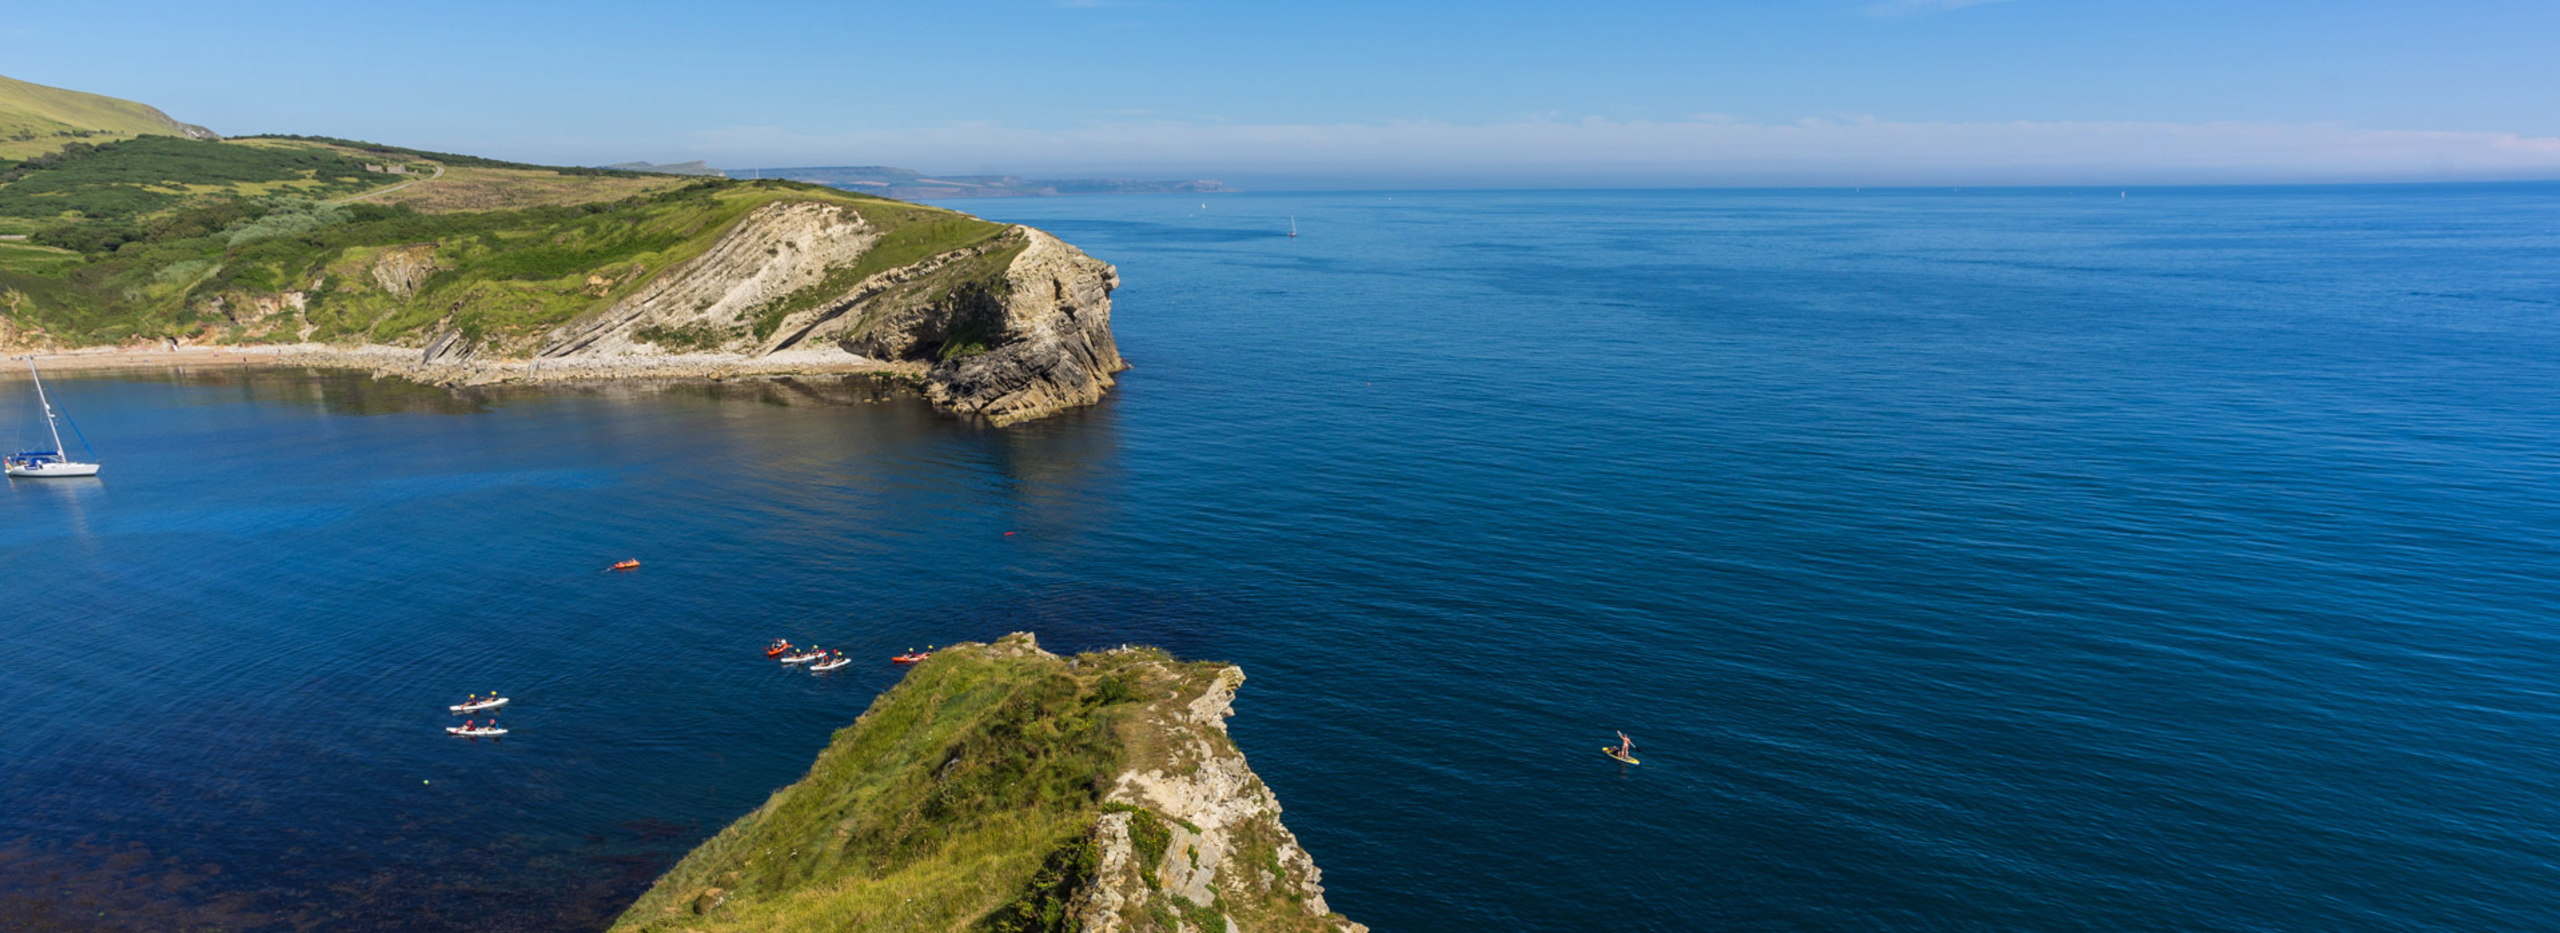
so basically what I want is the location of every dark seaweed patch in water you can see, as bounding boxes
[0,832,698,932]
[0,838,274,932]
[618,818,689,843]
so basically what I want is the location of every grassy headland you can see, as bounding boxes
[617,638,1187,931]
[0,73,1127,427]
[0,130,1004,351]
[614,636,1362,933]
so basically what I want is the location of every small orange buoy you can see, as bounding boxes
[610,559,641,571]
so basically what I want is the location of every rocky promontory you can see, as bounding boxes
[0,130,1128,426]
[614,634,1364,933]
[437,200,1125,425]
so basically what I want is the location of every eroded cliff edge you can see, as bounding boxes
[505,200,1124,426]
[614,634,1364,933]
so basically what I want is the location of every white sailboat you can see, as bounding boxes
[1288,216,1298,238]
[6,360,100,478]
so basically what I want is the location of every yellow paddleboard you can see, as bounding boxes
[1603,747,1639,765]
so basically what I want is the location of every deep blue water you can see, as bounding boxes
[6,185,2560,931]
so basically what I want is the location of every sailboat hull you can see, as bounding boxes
[5,461,99,477]
[16,360,100,477]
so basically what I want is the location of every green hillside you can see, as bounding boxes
[0,117,1012,351]
[0,73,212,160]
[0,135,386,228]
[0,165,1000,348]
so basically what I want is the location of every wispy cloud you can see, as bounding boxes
[670,116,2560,186]
[1867,0,2022,17]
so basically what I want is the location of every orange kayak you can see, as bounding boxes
[610,559,641,571]
[891,653,931,664]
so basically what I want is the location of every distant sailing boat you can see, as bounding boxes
[6,360,100,478]
[1287,216,1298,238]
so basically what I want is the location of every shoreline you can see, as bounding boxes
[2,344,928,388]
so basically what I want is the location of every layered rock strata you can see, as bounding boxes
[388,199,1121,424]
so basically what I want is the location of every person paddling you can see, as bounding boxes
[1605,730,1639,764]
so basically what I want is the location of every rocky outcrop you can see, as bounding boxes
[518,200,1122,425]
[538,200,878,358]
[919,228,1125,426]
[368,245,437,298]
[1073,661,1365,933]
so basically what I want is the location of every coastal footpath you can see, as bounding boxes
[615,634,1365,933]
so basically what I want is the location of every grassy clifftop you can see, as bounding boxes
[0,73,212,160]
[0,75,1126,425]
[616,635,1362,933]
[0,131,1004,351]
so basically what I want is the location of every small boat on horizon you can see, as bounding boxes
[6,360,100,478]
[1288,216,1297,238]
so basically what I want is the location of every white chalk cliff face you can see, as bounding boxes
[1073,660,1370,933]
[466,199,1123,425]
[536,200,881,359]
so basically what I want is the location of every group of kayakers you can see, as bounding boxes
[447,691,510,737]
[766,639,935,666]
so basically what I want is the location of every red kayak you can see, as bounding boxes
[766,642,792,658]
[610,559,641,571]
[890,653,931,665]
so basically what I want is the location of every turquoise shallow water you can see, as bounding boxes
[5,185,2560,931]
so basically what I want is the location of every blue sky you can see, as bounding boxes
[4,0,2557,184]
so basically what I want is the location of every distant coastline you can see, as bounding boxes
[733,164,1233,199]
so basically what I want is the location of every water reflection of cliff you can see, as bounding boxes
[105,368,923,417]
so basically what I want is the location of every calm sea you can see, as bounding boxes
[4,185,2559,931]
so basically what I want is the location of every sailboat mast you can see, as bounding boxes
[28,359,65,456]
